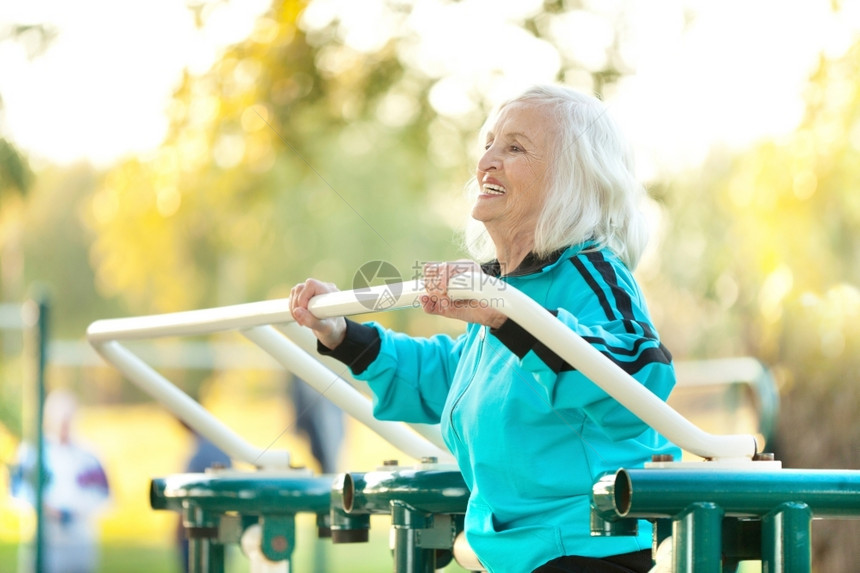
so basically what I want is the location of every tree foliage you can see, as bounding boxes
[86,1,463,319]
[0,23,55,204]
[647,35,860,571]
[84,0,637,326]
[0,138,32,200]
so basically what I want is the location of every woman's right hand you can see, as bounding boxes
[289,279,347,350]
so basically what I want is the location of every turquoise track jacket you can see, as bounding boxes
[322,242,681,573]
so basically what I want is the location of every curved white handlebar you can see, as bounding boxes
[447,274,758,460]
[87,272,758,465]
[304,275,757,460]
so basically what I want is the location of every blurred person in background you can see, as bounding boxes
[290,84,680,573]
[9,388,110,573]
[288,373,344,475]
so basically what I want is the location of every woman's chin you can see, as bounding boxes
[471,201,500,222]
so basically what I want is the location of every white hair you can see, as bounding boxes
[463,84,649,269]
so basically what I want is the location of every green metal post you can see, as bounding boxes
[762,502,812,573]
[33,296,49,573]
[338,469,467,572]
[184,505,224,573]
[391,500,435,573]
[672,502,723,573]
[652,519,673,562]
[188,536,226,573]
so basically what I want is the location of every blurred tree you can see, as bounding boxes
[87,1,451,322]
[68,0,657,427]
[0,23,54,204]
[647,33,860,572]
[0,22,56,439]
[18,164,127,338]
[0,23,54,299]
[0,137,31,201]
[85,0,645,326]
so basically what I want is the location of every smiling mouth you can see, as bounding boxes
[481,183,505,195]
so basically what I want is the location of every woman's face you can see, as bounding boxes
[472,101,555,241]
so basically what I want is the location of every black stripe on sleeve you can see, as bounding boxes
[490,317,537,359]
[582,251,639,335]
[492,310,576,373]
[534,340,672,375]
[493,251,675,375]
[571,256,617,322]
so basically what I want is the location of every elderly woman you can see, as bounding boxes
[290,84,680,573]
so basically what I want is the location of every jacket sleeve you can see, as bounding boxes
[321,319,465,424]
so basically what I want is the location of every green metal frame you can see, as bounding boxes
[591,467,860,572]
[149,466,472,573]
[147,442,860,572]
[151,472,334,572]
[338,467,470,573]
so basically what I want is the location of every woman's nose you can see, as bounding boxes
[478,146,500,172]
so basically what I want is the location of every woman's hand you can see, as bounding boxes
[290,279,347,350]
[421,261,507,329]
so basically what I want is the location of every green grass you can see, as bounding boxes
[0,541,179,573]
[1,523,468,573]
[101,543,181,573]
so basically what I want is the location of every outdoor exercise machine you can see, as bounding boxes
[87,272,860,572]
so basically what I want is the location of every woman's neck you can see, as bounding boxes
[488,228,535,276]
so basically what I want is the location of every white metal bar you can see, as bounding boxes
[275,322,449,452]
[297,277,757,459]
[242,325,453,462]
[91,340,290,469]
[673,357,767,388]
[84,285,424,343]
[86,289,449,468]
[443,273,758,461]
[87,273,758,461]
[276,322,372,393]
[86,299,294,342]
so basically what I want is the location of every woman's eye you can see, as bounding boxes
[510,145,523,152]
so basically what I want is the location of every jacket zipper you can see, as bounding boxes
[448,325,487,446]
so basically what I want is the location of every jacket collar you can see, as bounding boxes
[480,241,598,278]
[480,248,564,278]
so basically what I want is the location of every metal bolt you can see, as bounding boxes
[652,454,674,463]
[420,456,438,464]
[753,452,775,461]
[382,459,399,466]
[270,535,288,553]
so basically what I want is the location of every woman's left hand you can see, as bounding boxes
[420,261,507,328]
